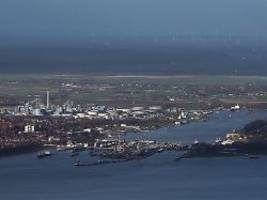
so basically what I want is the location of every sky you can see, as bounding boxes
[1,0,267,75]
[1,0,267,39]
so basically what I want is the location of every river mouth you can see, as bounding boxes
[124,110,267,143]
[1,110,267,200]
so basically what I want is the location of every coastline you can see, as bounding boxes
[0,144,44,158]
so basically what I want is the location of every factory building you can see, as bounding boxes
[24,125,35,133]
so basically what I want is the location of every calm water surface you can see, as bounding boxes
[1,110,267,200]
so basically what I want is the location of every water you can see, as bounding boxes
[1,110,267,200]
[2,46,267,75]
[125,110,267,143]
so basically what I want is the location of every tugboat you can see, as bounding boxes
[37,151,52,159]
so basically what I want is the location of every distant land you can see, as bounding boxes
[1,36,267,75]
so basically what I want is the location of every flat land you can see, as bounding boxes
[0,74,267,109]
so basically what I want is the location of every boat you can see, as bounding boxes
[245,154,260,159]
[74,159,111,167]
[70,152,79,157]
[56,146,66,152]
[157,148,164,153]
[74,160,81,166]
[37,151,52,159]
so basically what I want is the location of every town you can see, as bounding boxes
[0,90,213,156]
[1,75,260,160]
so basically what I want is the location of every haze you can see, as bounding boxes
[0,0,267,75]
[1,0,267,38]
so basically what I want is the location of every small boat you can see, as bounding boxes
[70,152,79,157]
[74,160,81,166]
[157,148,164,153]
[56,147,66,152]
[175,153,193,161]
[37,151,52,159]
[74,159,111,167]
[246,154,260,159]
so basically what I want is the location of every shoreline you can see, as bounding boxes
[1,109,266,159]
[0,145,44,159]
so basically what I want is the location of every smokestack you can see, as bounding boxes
[46,91,50,109]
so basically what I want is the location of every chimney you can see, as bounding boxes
[46,91,50,109]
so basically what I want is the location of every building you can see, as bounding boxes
[24,125,35,133]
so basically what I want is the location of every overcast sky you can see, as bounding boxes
[0,0,267,39]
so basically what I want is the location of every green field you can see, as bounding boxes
[0,74,267,107]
